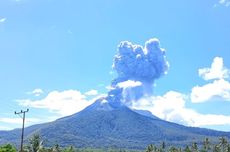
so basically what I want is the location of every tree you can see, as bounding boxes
[168,146,178,152]
[25,134,44,152]
[213,145,221,152]
[227,144,230,152]
[219,137,228,152]
[201,138,211,152]
[191,142,198,152]
[146,144,154,152]
[160,141,166,152]
[51,144,61,152]
[62,146,75,152]
[184,145,191,152]
[0,144,16,152]
[146,144,158,152]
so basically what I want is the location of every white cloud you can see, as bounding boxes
[131,91,230,127]
[198,57,230,81]
[219,0,230,7]
[85,89,98,96]
[0,126,12,131]
[117,80,142,88]
[0,18,6,23]
[0,117,40,124]
[193,57,230,103]
[27,88,44,96]
[0,116,49,130]
[132,91,187,121]
[191,79,230,103]
[18,90,94,116]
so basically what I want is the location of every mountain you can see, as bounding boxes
[0,98,230,150]
[133,109,160,120]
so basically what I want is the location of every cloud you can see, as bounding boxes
[115,80,144,104]
[131,91,186,121]
[0,18,6,23]
[191,79,230,103]
[18,90,94,116]
[0,116,52,130]
[0,117,40,124]
[117,80,142,88]
[131,91,230,127]
[0,126,12,131]
[84,89,98,96]
[27,88,44,96]
[219,0,230,7]
[192,57,230,103]
[198,57,230,81]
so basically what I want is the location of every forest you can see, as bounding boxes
[0,134,230,152]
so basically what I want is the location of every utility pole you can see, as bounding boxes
[15,109,29,152]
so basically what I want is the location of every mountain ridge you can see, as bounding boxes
[0,99,229,149]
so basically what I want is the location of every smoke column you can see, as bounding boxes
[106,38,169,106]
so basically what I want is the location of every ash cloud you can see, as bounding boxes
[107,38,169,105]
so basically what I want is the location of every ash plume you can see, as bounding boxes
[106,38,169,105]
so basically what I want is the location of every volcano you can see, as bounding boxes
[0,98,230,150]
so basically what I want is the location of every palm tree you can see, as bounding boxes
[62,146,75,152]
[202,138,211,152]
[27,134,44,152]
[159,141,166,152]
[219,137,228,152]
[146,144,158,152]
[213,145,221,152]
[227,144,230,152]
[168,146,178,152]
[51,144,61,152]
[184,145,191,152]
[146,144,154,152]
[191,142,198,152]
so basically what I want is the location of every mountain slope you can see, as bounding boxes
[133,109,160,120]
[0,99,230,149]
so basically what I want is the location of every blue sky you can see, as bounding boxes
[0,0,230,131]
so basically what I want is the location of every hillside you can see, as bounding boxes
[0,99,230,149]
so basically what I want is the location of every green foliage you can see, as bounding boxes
[191,142,198,152]
[183,146,191,152]
[201,137,211,152]
[23,134,44,152]
[62,146,75,152]
[145,137,230,152]
[146,144,154,152]
[168,146,178,152]
[20,136,230,152]
[0,144,16,152]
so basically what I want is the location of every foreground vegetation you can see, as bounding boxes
[0,134,230,152]
[145,137,230,152]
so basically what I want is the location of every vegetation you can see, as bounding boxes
[145,137,230,152]
[0,144,16,152]
[1,134,230,152]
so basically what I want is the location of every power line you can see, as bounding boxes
[15,109,29,152]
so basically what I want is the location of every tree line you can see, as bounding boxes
[146,137,230,152]
[0,134,230,152]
